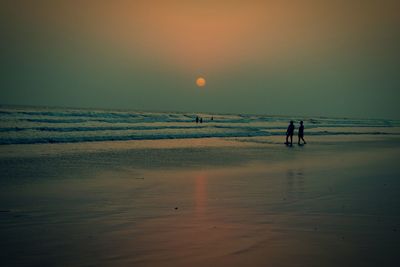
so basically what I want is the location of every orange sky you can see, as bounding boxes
[1,0,400,118]
[9,0,399,72]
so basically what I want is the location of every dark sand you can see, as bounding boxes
[1,135,400,267]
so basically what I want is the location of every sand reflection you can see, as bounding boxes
[286,168,305,200]
[194,172,207,216]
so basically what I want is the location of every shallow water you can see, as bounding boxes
[1,137,399,266]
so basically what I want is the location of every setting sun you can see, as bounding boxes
[196,77,206,87]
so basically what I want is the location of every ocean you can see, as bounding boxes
[0,105,399,145]
[1,106,400,267]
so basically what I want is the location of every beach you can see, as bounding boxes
[2,0,400,265]
[1,134,400,267]
[2,1,399,265]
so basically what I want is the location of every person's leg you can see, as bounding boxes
[298,136,301,144]
[302,137,306,144]
[290,134,293,145]
[285,135,288,144]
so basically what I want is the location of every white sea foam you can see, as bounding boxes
[0,106,399,145]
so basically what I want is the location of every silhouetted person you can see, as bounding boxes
[298,121,306,145]
[285,121,295,146]
[196,116,199,123]
[211,116,213,121]
[200,117,203,123]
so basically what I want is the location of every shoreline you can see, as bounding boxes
[1,134,399,158]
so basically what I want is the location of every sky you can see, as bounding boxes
[1,0,399,119]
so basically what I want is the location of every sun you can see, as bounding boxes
[196,77,206,87]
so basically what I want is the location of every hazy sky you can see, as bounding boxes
[1,0,399,118]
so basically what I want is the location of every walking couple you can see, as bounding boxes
[285,120,306,146]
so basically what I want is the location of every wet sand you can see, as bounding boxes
[1,135,400,267]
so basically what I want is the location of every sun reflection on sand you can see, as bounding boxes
[195,172,207,216]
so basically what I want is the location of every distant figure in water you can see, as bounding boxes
[285,121,295,146]
[200,117,203,123]
[211,116,213,121]
[196,116,199,123]
[298,121,306,145]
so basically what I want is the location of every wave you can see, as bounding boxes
[0,123,395,134]
[0,130,397,145]
[0,125,207,133]
[1,106,399,145]
[1,107,398,127]
[12,117,398,127]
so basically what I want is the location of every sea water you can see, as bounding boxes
[0,105,399,145]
